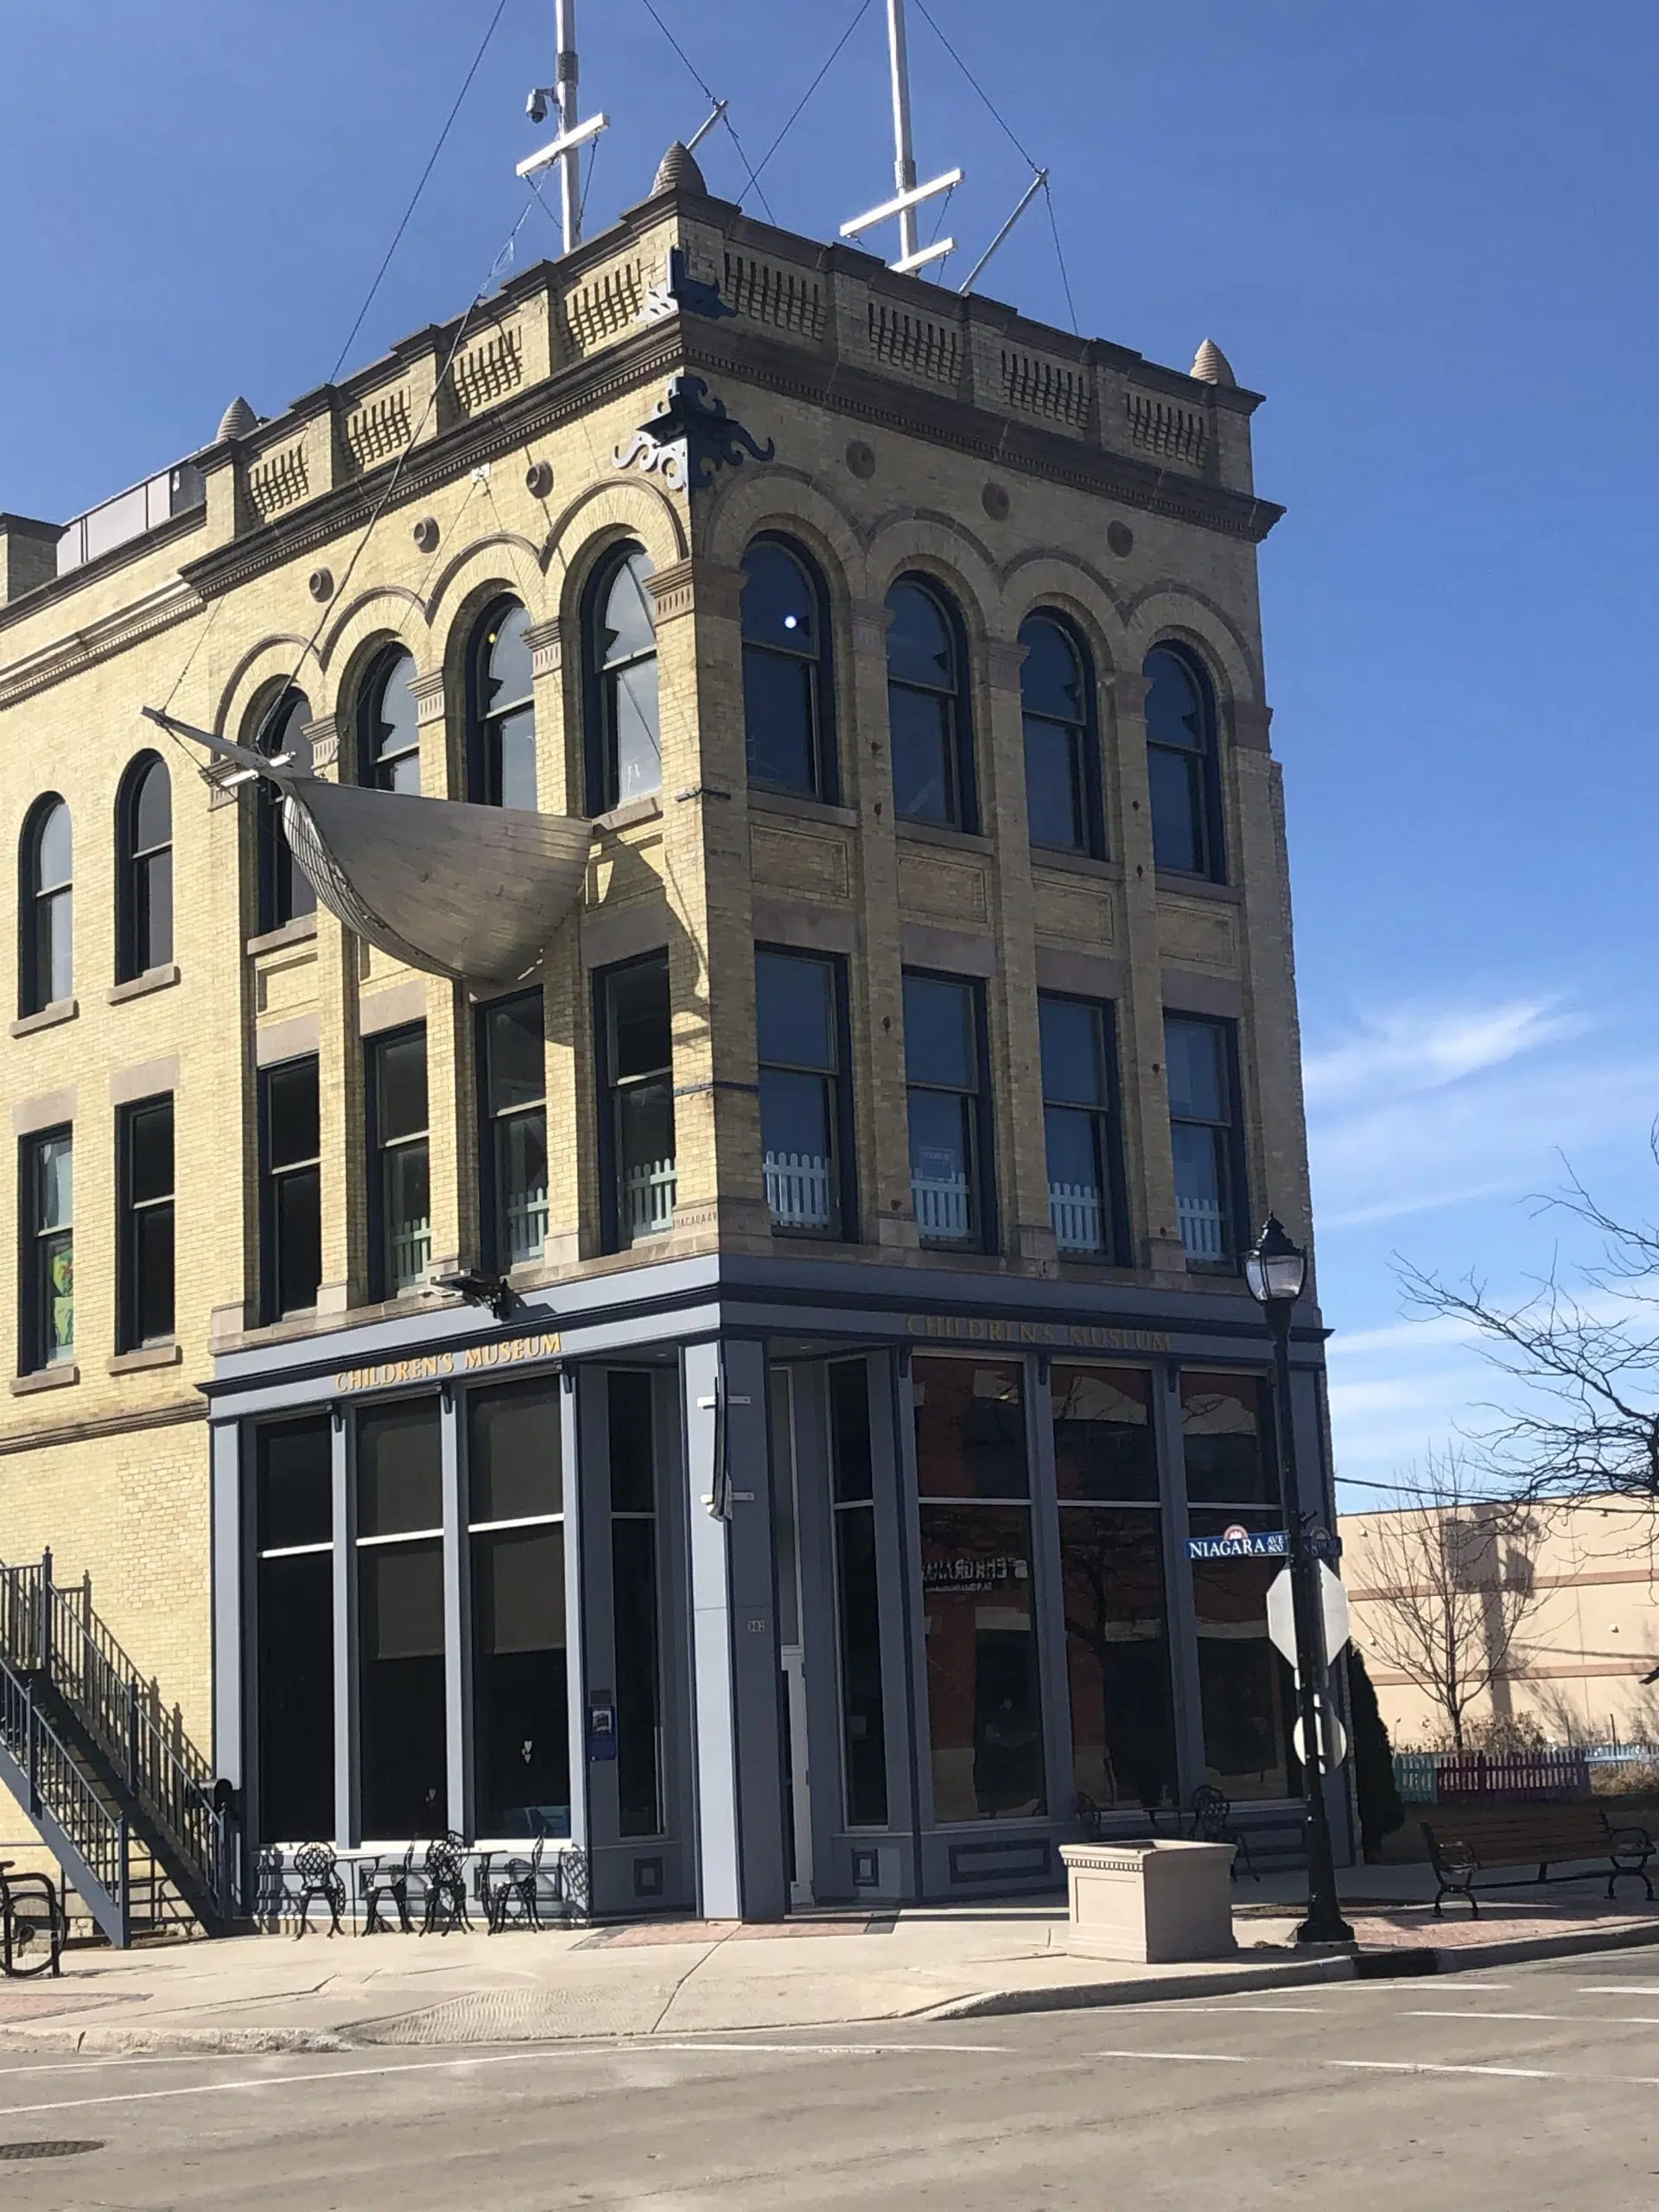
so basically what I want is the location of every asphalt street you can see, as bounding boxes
[2,1955,1656,2209]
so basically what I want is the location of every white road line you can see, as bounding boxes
[0,2039,1012,2120]
[1581,1985,1659,1994]
[1402,2011,1575,2023]
[1332,2061,1560,2080]
[1135,2005,1329,2016]
[1092,2050,1255,2065]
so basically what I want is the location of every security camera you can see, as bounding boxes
[526,86,553,124]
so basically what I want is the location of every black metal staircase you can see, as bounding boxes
[0,1551,237,1946]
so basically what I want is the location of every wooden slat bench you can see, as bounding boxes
[1421,1804,1654,1917]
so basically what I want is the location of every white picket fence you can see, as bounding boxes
[1049,1181,1105,1254]
[912,1172,971,1242]
[765,1151,833,1232]
[623,1157,677,1242]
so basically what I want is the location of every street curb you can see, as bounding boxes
[923,1955,1358,2018]
[1426,1917,1659,1975]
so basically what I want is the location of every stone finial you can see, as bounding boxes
[216,395,259,441]
[1189,339,1236,387]
[652,140,708,196]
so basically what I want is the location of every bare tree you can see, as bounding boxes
[1353,1451,1544,1750]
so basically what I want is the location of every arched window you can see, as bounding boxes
[20,797,73,1016]
[1143,645,1223,879]
[116,753,172,981]
[1020,613,1101,856]
[742,537,836,800]
[357,647,421,793]
[584,543,660,814]
[467,598,537,810]
[885,576,975,830]
[251,686,315,933]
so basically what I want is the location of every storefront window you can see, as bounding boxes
[1052,1367,1176,1813]
[914,1357,1045,1823]
[469,1382,568,1839]
[1182,1373,1291,1800]
[255,1416,334,1845]
[609,1370,664,1837]
[830,1359,887,1827]
[357,1400,446,1836]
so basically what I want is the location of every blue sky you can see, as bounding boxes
[4,1,1654,1498]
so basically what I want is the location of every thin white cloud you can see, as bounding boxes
[1303,996,1586,1107]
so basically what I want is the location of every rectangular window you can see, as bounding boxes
[369,1026,430,1296]
[912,1356,1044,1824]
[904,971,992,1251]
[468,1381,569,1839]
[1052,1367,1176,1815]
[356,1399,446,1836]
[1165,1014,1242,1266]
[255,1416,335,1845]
[608,1370,664,1838]
[830,1359,887,1827]
[1039,995,1120,1259]
[598,955,675,1250]
[117,1096,175,1351]
[480,992,548,1268]
[757,948,849,1239]
[20,1128,73,1372]
[259,1057,321,1322]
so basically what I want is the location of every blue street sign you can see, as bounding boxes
[1185,1530,1289,1561]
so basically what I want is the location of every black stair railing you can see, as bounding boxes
[0,1648,130,1947]
[0,1551,235,1930]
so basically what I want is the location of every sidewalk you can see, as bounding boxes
[3,1868,1658,2055]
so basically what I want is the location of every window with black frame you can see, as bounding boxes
[742,538,834,799]
[356,1399,446,1836]
[20,1128,73,1372]
[1165,1014,1241,1266]
[20,795,72,1016]
[1020,614,1100,856]
[912,1357,1044,1823]
[369,1026,430,1295]
[886,577,974,829]
[480,992,548,1267]
[252,686,316,932]
[830,1359,887,1827]
[1051,1366,1177,1815]
[608,1370,664,1838]
[586,544,660,812]
[118,1095,175,1350]
[1182,1371,1291,1802]
[468,1381,569,1839]
[904,970,990,1249]
[757,948,847,1238]
[358,647,421,793]
[255,1415,334,1845]
[1039,994,1119,1259]
[600,955,675,1249]
[259,1057,321,1321]
[116,753,172,981]
[468,599,537,810]
[1144,645,1222,878]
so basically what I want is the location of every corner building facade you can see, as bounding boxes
[0,150,1338,1920]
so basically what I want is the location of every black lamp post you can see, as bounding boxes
[1245,1216,1355,1948]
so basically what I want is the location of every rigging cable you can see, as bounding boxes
[752,0,875,183]
[635,0,778,223]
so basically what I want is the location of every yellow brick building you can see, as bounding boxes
[0,139,1333,1928]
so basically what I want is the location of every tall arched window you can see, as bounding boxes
[1143,645,1223,880]
[467,598,537,810]
[251,686,315,933]
[1020,613,1101,856]
[885,576,975,830]
[742,537,836,800]
[584,543,660,814]
[20,797,73,1016]
[116,753,172,980]
[357,647,421,793]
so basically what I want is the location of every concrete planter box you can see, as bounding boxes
[1059,1840,1237,1964]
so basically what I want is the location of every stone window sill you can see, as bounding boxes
[108,963,180,1007]
[11,1363,79,1395]
[1032,849,1122,883]
[748,788,859,830]
[590,794,663,836]
[1154,870,1241,904]
[895,819,995,855]
[107,1340,182,1375]
[10,997,78,1039]
[246,914,319,957]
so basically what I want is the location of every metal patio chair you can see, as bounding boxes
[292,1842,347,1936]
[356,1846,414,1935]
[478,1838,550,1932]
[417,1834,471,1936]
[1188,1785,1258,1880]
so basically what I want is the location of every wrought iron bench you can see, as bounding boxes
[0,1860,64,1979]
[1421,1804,1654,1917]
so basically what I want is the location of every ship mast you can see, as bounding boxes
[842,0,963,275]
[518,0,609,256]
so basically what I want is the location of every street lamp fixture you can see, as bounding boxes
[1245,1215,1355,1948]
